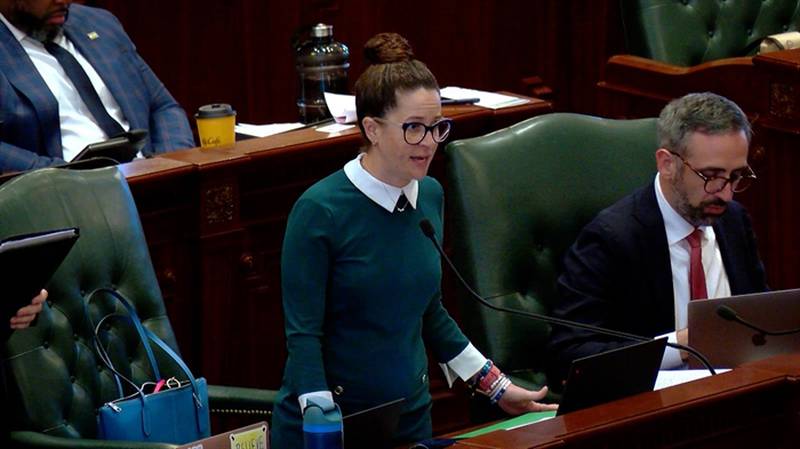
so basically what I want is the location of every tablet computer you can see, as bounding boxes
[556,337,667,416]
[343,397,404,449]
[1,228,79,324]
[72,129,148,163]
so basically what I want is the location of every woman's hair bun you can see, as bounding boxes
[363,32,415,65]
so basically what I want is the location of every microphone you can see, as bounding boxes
[717,305,800,346]
[418,219,717,375]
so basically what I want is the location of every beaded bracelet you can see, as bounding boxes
[478,366,502,393]
[489,374,508,397]
[470,359,511,405]
[489,376,511,404]
[477,360,492,379]
[469,360,493,393]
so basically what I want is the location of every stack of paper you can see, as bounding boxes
[441,86,530,110]
[654,369,730,390]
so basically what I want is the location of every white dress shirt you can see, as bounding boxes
[297,154,487,411]
[654,173,731,368]
[0,13,129,161]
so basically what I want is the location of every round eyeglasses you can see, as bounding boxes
[373,117,453,145]
[669,151,757,194]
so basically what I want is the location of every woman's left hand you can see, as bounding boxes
[497,383,558,415]
[10,289,47,330]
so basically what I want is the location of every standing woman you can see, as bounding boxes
[271,33,556,448]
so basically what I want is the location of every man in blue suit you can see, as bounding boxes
[547,93,768,383]
[0,0,194,173]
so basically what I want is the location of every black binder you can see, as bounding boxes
[1,228,79,325]
[72,129,148,163]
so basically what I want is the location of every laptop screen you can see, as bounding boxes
[688,288,800,368]
[343,397,404,449]
[557,337,667,416]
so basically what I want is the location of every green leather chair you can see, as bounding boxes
[0,167,276,449]
[444,113,657,393]
[622,0,800,66]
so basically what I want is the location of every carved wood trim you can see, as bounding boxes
[204,183,235,225]
[769,82,800,120]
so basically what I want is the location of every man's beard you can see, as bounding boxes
[11,5,68,42]
[672,172,728,227]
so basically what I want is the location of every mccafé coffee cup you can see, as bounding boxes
[195,103,236,148]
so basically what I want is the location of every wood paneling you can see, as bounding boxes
[89,0,624,124]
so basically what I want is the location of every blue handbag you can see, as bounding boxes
[90,288,211,444]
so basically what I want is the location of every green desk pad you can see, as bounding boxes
[455,411,557,439]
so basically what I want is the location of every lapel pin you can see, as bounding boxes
[87,31,99,40]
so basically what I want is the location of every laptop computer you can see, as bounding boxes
[343,397,405,449]
[176,421,268,449]
[556,337,667,416]
[688,288,800,368]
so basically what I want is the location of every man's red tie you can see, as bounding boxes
[686,229,708,300]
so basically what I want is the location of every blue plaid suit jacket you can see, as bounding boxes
[0,4,194,173]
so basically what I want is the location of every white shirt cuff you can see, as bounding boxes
[659,331,684,369]
[438,343,488,388]
[298,390,334,412]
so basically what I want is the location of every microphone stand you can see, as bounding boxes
[418,219,717,375]
[717,305,800,346]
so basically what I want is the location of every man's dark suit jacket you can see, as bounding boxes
[0,4,194,173]
[546,182,768,383]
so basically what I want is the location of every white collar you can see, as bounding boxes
[343,153,419,213]
[0,13,27,42]
[654,172,704,245]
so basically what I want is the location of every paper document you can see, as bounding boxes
[235,123,305,138]
[316,123,355,134]
[440,86,530,110]
[654,369,730,390]
[324,92,357,124]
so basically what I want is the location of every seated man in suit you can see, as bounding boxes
[0,0,194,173]
[547,92,768,383]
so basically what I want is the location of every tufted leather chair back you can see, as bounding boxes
[622,0,800,66]
[444,113,657,384]
[0,167,184,440]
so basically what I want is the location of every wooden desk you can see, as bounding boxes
[452,353,800,448]
[597,49,800,292]
[119,96,551,434]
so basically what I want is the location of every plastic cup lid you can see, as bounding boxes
[196,103,236,118]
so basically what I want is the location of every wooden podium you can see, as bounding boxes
[453,353,800,448]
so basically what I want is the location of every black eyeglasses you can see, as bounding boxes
[373,117,453,145]
[669,151,757,194]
